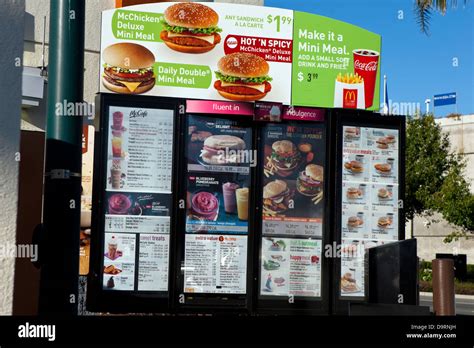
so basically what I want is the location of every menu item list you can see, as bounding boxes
[340,126,399,297]
[102,106,174,292]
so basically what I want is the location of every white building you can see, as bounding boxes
[411,114,474,263]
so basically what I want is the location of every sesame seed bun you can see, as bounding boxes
[217,52,269,78]
[263,180,288,199]
[272,140,296,155]
[164,2,219,29]
[305,164,324,182]
[102,43,155,69]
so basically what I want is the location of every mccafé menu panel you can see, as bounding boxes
[259,123,325,298]
[102,106,174,292]
[183,115,252,294]
[339,125,400,298]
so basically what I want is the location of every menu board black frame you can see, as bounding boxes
[88,93,184,313]
[174,111,256,313]
[254,118,331,315]
[330,109,406,315]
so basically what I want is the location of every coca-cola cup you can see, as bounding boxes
[353,49,379,109]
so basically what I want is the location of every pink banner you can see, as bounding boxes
[186,100,254,116]
[282,106,325,121]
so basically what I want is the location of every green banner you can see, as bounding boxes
[112,10,164,42]
[292,12,381,110]
[153,62,212,89]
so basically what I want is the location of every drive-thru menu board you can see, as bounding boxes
[102,106,174,292]
[260,123,325,297]
[340,126,399,297]
[183,115,252,294]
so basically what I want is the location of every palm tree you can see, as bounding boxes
[415,0,469,34]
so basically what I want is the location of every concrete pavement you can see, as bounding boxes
[420,292,474,316]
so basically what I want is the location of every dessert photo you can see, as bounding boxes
[185,174,250,234]
[214,52,272,101]
[106,192,171,216]
[340,271,360,293]
[104,264,122,275]
[102,42,156,94]
[160,2,222,54]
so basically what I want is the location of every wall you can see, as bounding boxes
[0,0,25,316]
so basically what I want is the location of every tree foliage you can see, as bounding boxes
[414,0,469,35]
[405,115,474,237]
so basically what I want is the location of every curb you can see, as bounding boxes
[420,291,474,300]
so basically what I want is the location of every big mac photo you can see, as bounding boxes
[160,2,222,54]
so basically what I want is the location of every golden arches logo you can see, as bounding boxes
[345,90,356,101]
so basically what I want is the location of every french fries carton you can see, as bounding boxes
[333,73,365,109]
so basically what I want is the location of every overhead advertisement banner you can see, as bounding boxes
[100,2,381,110]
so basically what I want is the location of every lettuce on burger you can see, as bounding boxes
[214,52,272,101]
[263,180,292,214]
[102,43,155,94]
[160,2,222,54]
[296,164,323,197]
[271,140,300,171]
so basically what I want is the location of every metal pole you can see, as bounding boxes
[432,258,455,315]
[39,0,85,315]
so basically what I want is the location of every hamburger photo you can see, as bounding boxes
[377,187,391,199]
[344,160,363,173]
[263,180,293,214]
[376,137,389,149]
[344,127,360,139]
[296,164,324,197]
[160,2,222,54]
[102,43,156,94]
[346,187,362,199]
[271,140,300,171]
[374,163,392,174]
[200,135,245,164]
[347,216,363,228]
[214,52,272,101]
[377,216,391,228]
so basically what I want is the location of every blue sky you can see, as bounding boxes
[265,0,473,116]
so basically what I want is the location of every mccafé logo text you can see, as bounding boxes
[129,109,148,118]
[354,60,378,71]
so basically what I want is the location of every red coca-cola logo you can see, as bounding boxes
[354,60,378,71]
